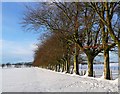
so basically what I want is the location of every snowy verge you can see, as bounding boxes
[2,67,118,92]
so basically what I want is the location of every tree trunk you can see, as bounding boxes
[73,54,79,75]
[58,64,60,72]
[87,56,94,77]
[55,65,57,71]
[64,61,66,72]
[73,42,79,75]
[104,49,110,80]
[51,65,53,70]
[66,59,70,73]
[62,63,64,72]
[76,55,79,75]
[118,42,120,65]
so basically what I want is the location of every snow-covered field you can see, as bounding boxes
[1,67,118,92]
[79,63,119,79]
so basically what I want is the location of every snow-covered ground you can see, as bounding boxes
[2,67,118,92]
[79,63,118,79]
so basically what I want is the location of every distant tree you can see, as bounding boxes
[24,62,32,67]
[2,64,5,68]
[14,63,23,68]
[6,63,11,68]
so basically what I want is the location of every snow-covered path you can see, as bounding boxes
[2,67,118,92]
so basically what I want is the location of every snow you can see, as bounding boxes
[79,63,118,79]
[2,67,118,92]
[83,70,89,77]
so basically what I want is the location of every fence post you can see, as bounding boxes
[81,71,83,76]
[93,71,95,77]
[110,70,113,80]
[84,70,86,75]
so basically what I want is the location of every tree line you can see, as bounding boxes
[22,2,120,80]
[1,62,32,68]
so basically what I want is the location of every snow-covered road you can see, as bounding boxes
[2,67,118,92]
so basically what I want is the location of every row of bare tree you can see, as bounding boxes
[22,2,120,80]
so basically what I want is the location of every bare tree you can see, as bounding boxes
[33,32,71,72]
[91,2,120,69]
[90,2,119,79]
[22,2,110,77]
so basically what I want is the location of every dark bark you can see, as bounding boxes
[104,49,110,80]
[87,55,94,77]
[76,55,79,75]
[58,64,61,72]
[62,63,64,72]
[73,43,79,75]
[73,54,79,75]
[66,59,70,73]
[64,61,66,72]
[55,65,57,71]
